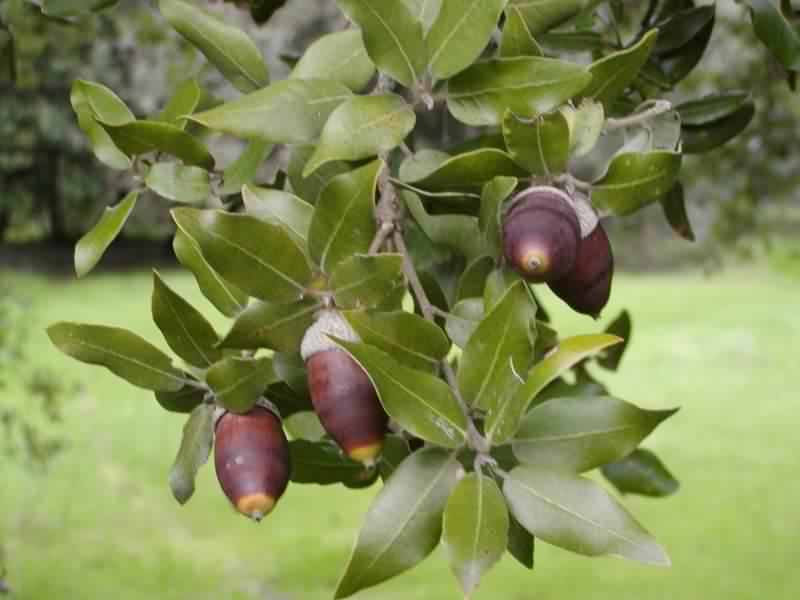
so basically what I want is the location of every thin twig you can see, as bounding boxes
[605,99,673,131]
[368,221,394,255]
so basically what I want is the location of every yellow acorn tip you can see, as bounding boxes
[348,442,383,467]
[236,493,276,521]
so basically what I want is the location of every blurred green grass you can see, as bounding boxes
[2,266,798,600]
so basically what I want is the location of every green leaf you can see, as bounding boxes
[402,0,443,33]
[602,448,680,498]
[206,356,276,413]
[330,254,405,309]
[74,190,138,278]
[289,439,377,487]
[335,341,467,448]
[159,0,268,93]
[151,271,221,368]
[47,322,185,392]
[172,229,248,318]
[219,298,320,353]
[581,29,658,108]
[503,466,670,565]
[379,434,412,480]
[304,95,415,176]
[403,192,487,261]
[398,149,451,182]
[660,182,694,242]
[336,0,427,88]
[335,448,459,599]
[189,79,352,143]
[750,0,800,70]
[168,403,215,504]
[597,309,632,370]
[443,473,509,595]
[404,149,526,191]
[221,140,272,195]
[103,120,215,169]
[506,0,585,36]
[172,208,311,303]
[591,151,682,216]
[480,177,517,256]
[308,160,382,273]
[427,0,508,80]
[242,185,313,242]
[342,310,450,371]
[447,56,592,126]
[446,298,484,348]
[489,334,622,443]
[500,5,544,58]
[284,411,326,442]
[507,513,535,569]
[512,396,678,472]
[503,109,570,176]
[681,103,755,154]
[565,98,605,158]
[459,282,533,419]
[287,145,351,205]
[155,385,205,414]
[145,163,210,204]
[290,30,375,92]
[652,7,714,85]
[70,80,133,170]
[456,256,495,302]
[0,29,16,83]
[158,78,203,127]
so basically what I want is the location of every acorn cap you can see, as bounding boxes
[571,192,600,239]
[300,309,360,361]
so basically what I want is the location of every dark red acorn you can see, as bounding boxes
[301,310,388,466]
[502,186,581,283]
[214,406,290,521]
[548,221,614,318]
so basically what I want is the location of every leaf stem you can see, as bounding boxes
[605,99,673,131]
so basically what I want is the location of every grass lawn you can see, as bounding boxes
[2,266,798,600]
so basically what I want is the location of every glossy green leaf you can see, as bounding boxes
[172,229,248,318]
[289,439,377,487]
[456,256,495,302]
[151,271,221,368]
[330,254,405,309]
[405,149,526,191]
[155,385,205,414]
[158,78,203,127]
[459,281,533,419]
[284,411,326,442]
[308,160,382,273]
[145,163,210,204]
[565,98,604,158]
[402,0,443,33]
[221,140,272,195]
[500,5,544,58]
[750,0,800,70]
[403,192,486,261]
[512,396,677,472]
[159,0,268,92]
[74,191,138,278]
[602,448,680,498]
[447,56,592,126]
[681,103,755,154]
[597,309,632,370]
[538,31,609,53]
[335,341,467,448]
[676,92,750,126]
[581,29,658,107]
[446,298,484,348]
[103,120,214,169]
[337,0,427,88]
[504,466,670,565]
[443,473,509,596]
[398,149,452,183]
[168,403,214,504]
[70,80,131,170]
[503,110,570,176]
[660,182,695,242]
[290,30,375,92]
[172,208,311,303]
[379,434,412,480]
[653,8,714,84]
[206,356,276,413]
[490,334,622,443]
[304,95,415,176]
[506,0,585,36]
[479,176,517,256]
[591,151,682,216]
[287,145,351,205]
[219,298,320,353]
[507,513,535,569]
[268,381,313,420]
[335,448,459,599]
[243,185,313,242]
[189,79,352,143]
[271,353,311,400]
[342,310,450,371]
[47,322,185,392]
[483,266,525,313]
[71,79,134,126]
[427,0,508,80]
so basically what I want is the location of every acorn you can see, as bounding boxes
[214,406,290,521]
[548,220,614,318]
[301,309,387,466]
[502,186,581,283]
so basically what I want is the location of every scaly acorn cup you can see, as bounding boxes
[301,309,387,466]
[214,406,290,521]
[502,186,581,283]
[548,219,614,319]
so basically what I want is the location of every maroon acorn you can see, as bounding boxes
[548,220,614,318]
[214,406,290,521]
[301,310,388,466]
[502,186,581,283]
